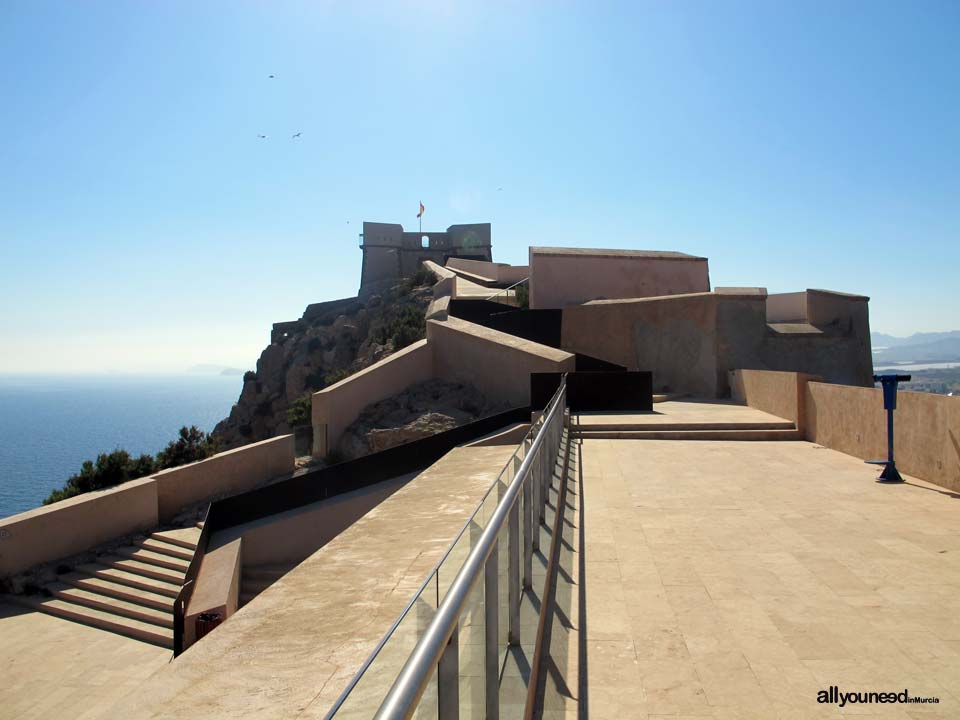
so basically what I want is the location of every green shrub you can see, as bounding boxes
[43,449,155,505]
[324,367,350,386]
[515,283,529,309]
[373,305,426,349]
[155,426,218,469]
[43,426,219,506]
[286,392,312,427]
[405,267,433,291]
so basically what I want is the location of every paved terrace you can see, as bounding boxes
[538,435,960,718]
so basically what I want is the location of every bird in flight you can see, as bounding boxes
[268,74,275,79]
[292,132,302,139]
[497,187,504,191]
[257,134,268,139]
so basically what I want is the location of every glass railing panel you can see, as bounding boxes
[456,561,486,718]
[330,573,438,718]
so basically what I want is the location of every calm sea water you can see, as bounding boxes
[0,374,241,519]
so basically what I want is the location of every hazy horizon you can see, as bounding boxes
[3,1,957,373]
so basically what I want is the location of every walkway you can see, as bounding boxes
[0,600,170,720]
[99,444,520,720]
[537,438,960,717]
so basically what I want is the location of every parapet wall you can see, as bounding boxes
[446,258,529,285]
[731,369,960,494]
[729,369,819,433]
[311,339,434,457]
[0,478,159,578]
[563,288,872,397]
[0,435,294,578]
[428,316,576,407]
[805,382,960,493]
[529,247,711,309]
[154,435,295,522]
[310,316,575,460]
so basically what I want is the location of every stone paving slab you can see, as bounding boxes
[539,438,960,718]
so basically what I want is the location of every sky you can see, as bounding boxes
[1,0,957,373]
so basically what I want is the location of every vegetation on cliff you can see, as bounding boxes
[213,275,433,450]
[43,426,218,505]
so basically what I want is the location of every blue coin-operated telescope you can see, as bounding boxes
[866,374,911,483]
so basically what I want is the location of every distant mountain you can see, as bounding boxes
[187,364,245,375]
[872,335,960,365]
[871,330,960,349]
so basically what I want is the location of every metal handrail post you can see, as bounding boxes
[484,546,499,720]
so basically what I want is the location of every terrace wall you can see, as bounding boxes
[805,382,960,493]
[428,316,576,407]
[311,339,434,457]
[0,435,294,577]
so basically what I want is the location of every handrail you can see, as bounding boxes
[325,404,554,718]
[372,376,566,719]
[485,276,529,303]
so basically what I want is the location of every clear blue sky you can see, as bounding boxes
[2,1,957,373]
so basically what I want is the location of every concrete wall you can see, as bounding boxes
[446,258,529,285]
[766,292,807,323]
[563,288,872,397]
[0,478,159,578]
[731,370,960,493]
[0,436,296,578]
[154,436,295,523]
[729,369,820,432]
[184,534,242,648]
[311,339,434,458]
[236,474,411,567]
[529,247,711,310]
[428,316,576,406]
[805,383,960,493]
[562,292,720,396]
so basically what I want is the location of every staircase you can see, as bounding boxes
[8,527,200,650]
[573,416,801,441]
[239,563,294,607]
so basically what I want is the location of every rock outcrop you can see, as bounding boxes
[213,278,433,450]
[335,379,507,460]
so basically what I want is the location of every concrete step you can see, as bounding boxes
[574,420,796,432]
[76,564,181,597]
[141,538,195,561]
[113,547,190,574]
[8,595,173,649]
[97,557,185,585]
[151,528,200,551]
[45,583,172,628]
[575,428,803,441]
[60,573,174,611]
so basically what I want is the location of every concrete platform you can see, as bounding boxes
[99,444,520,720]
[575,399,795,430]
[0,601,170,720]
[538,438,960,718]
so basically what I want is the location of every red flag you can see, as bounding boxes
[417,201,425,219]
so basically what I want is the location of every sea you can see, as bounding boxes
[0,374,241,519]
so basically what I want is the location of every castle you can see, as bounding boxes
[3,220,959,720]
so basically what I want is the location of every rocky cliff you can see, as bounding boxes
[213,276,433,450]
